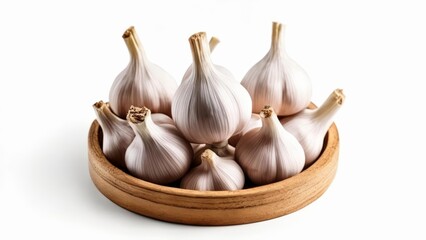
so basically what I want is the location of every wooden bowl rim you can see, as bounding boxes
[88,119,339,199]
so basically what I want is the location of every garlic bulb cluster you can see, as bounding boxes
[92,24,344,191]
[181,149,245,191]
[236,106,305,185]
[93,101,134,170]
[281,89,345,167]
[241,22,312,116]
[172,32,252,145]
[125,106,192,185]
[109,26,177,119]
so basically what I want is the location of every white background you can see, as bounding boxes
[1,0,425,239]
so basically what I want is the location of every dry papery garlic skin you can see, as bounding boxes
[281,89,345,167]
[180,149,245,191]
[125,106,192,185]
[109,26,177,119]
[93,101,134,170]
[241,22,312,116]
[172,32,252,145]
[236,106,305,185]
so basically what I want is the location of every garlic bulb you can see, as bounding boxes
[172,32,252,145]
[109,26,177,119]
[125,106,192,185]
[235,106,305,185]
[193,141,235,166]
[93,101,134,170]
[228,113,262,147]
[241,22,312,116]
[181,149,245,191]
[281,89,345,167]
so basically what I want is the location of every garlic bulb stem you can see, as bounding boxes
[259,106,280,137]
[122,26,148,63]
[127,106,159,138]
[182,36,224,81]
[189,32,214,75]
[122,28,139,59]
[312,89,344,125]
[308,89,345,137]
[126,26,141,47]
[193,141,235,166]
[201,150,215,168]
[271,22,282,52]
[93,101,128,136]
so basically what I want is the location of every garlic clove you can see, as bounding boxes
[125,106,192,185]
[109,26,177,119]
[228,113,262,147]
[180,149,245,191]
[241,22,312,116]
[281,89,345,167]
[172,32,252,144]
[235,106,305,185]
[92,101,134,170]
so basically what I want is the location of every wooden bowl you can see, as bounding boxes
[88,120,339,226]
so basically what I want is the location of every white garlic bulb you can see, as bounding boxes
[109,26,177,119]
[93,101,134,170]
[125,106,192,185]
[241,22,312,116]
[180,149,245,191]
[281,89,345,167]
[228,113,262,147]
[172,32,252,145]
[236,106,305,185]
